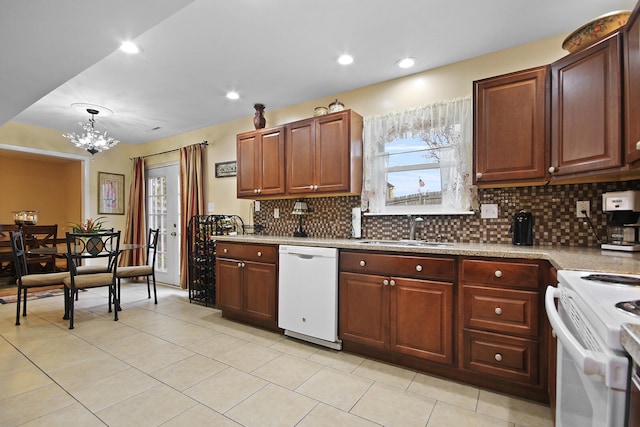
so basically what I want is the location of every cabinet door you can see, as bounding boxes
[243,260,277,324]
[390,277,454,364]
[339,272,388,350]
[216,258,244,314]
[315,112,350,193]
[625,6,640,167]
[237,128,285,198]
[259,128,285,196]
[474,67,548,184]
[237,133,259,198]
[550,33,622,176]
[286,118,316,193]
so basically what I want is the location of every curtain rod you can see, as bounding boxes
[130,140,208,160]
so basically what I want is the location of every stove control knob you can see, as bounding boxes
[494,270,502,278]
[360,260,366,267]
[494,353,503,362]
[494,307,502,315]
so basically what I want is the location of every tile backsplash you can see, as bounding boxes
[251,180,639,247]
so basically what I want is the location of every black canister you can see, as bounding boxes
[510,210,533,246]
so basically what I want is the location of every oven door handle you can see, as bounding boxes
[545,286,607,377]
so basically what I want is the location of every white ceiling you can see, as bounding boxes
[2,0,637,145]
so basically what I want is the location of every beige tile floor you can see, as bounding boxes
[0,282,554,427]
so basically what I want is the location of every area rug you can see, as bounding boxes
[0,288,65,304]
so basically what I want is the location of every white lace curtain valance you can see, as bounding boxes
[362,96,474,214]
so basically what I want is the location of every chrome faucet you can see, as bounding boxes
[408,216,424,240]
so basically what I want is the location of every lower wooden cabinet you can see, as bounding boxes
[459,257,547,401]
[215,242,278,330]
[339,251,455,365]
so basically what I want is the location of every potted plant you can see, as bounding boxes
[68,216,107,233]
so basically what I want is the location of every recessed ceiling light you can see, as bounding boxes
[397,57,416,69]
[337,54,354,65]
[226,91,240,100]
[120,41,141,54]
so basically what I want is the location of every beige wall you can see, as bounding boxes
[0,34,569,226]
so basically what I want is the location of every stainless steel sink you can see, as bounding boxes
[355,239,452,247]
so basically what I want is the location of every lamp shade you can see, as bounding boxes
[292,201,308,215]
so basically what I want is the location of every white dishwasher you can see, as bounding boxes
[278,245,341,350]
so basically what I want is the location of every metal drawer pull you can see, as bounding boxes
[494,353,503,362]
[390,280,396,286]
[416,265,423,272]
[257,251,262,257]
[223,248,228,253]
[494,307,502,315]
[360,260,366,267]
[494,270,502,278]
[383,279,389,286]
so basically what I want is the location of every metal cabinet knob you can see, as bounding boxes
[223,248,228,253]
[257,188,262,193]
[257,251,262,257]
[494,353,503,362]
[494,307,503,315]
[309,185,314,190]
[254,189,259,194]
[359,260,366,267]
[237,262,242,267]
[415,265,423,272]
[383,279,389,286]
[548,166,555,173]
[494,270,502,278]
[476,172,482,179]
[636,140,640,151]
[314,185,319,190]
[390,280,396,286]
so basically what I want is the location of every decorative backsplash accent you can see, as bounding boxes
[252,180,639,247]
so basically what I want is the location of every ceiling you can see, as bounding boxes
[2,0,637,145]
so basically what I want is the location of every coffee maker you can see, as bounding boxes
[601,190,640,252]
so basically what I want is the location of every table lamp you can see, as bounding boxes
[292,200,309,237]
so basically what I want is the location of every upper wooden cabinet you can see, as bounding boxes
[473,66,549,185]
[237,127,285,198]
[625,4,640,167]
[550,32,623,178]
[286,110,363,196]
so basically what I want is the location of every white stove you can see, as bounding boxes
[547,269,640,426]
[557,269,640,352]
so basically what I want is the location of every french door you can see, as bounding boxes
[146,164,180,286]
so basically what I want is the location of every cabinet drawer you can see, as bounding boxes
[463,329,538,384]
[461,259,539,289]
[216,242,277,263]
[340,251,455,281]
[463,285,539,336]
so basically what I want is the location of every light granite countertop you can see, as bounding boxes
[213,234,640,275]
[622,324,640,364]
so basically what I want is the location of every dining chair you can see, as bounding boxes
[22,224,59,273]
[116,228,159,304]
[63,230,121,329]
[9,230,68,326]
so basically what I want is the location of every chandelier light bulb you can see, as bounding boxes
[62,108,119,157]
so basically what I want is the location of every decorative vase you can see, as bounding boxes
[253,103,266,129]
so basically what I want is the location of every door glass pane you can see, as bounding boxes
[148,176,167,273]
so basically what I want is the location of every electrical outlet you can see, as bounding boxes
[576,201,590,218]
[273,208,279,219]
[480,204,498,219]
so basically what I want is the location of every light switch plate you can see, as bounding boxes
[481,204,498,219]
[274,208,279,219]
[254,201,260,211]
[207,202,214,213]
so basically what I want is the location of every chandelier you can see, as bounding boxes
[63,108,119,156]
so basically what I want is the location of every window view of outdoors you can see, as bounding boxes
[384,136,443,207]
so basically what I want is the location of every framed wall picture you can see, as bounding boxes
[98,172,125,215]
[215,161,237,178]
